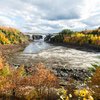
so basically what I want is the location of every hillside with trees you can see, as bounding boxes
[46,27,100,50]
[0,27,28,44]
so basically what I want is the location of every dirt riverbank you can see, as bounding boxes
[0,42,29,60]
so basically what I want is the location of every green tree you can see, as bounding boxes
[59,29,74,35]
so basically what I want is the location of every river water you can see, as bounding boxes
[23,38,53,54]
[10,38,100,69]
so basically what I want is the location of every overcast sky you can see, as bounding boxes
[0,0,100,33]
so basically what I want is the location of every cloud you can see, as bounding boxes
[0,0,100,33]
[82,14,100,27]
[0,16,17,27]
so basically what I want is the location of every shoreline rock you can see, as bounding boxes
[52,67,93,81]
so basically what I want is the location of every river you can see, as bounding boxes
[10,38,100,69]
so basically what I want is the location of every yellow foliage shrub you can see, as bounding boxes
[0,26,28,44]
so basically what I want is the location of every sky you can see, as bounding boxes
[0,0,100,33]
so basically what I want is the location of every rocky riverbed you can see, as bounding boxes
[7,41,100,81]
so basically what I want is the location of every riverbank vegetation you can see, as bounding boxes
[0,26,29,57]
[0,26,100,99]
[47,27,100,50]
[0,53,100,100]
[0,26,28,44]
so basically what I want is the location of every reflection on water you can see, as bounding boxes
[23,39,52,54]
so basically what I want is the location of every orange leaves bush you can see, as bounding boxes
[0,53,6,70]
[88,67,100,99]
[0,57,4,70]
[32,63,58,88]
[0,60,58,99]
[91,67,100,85]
